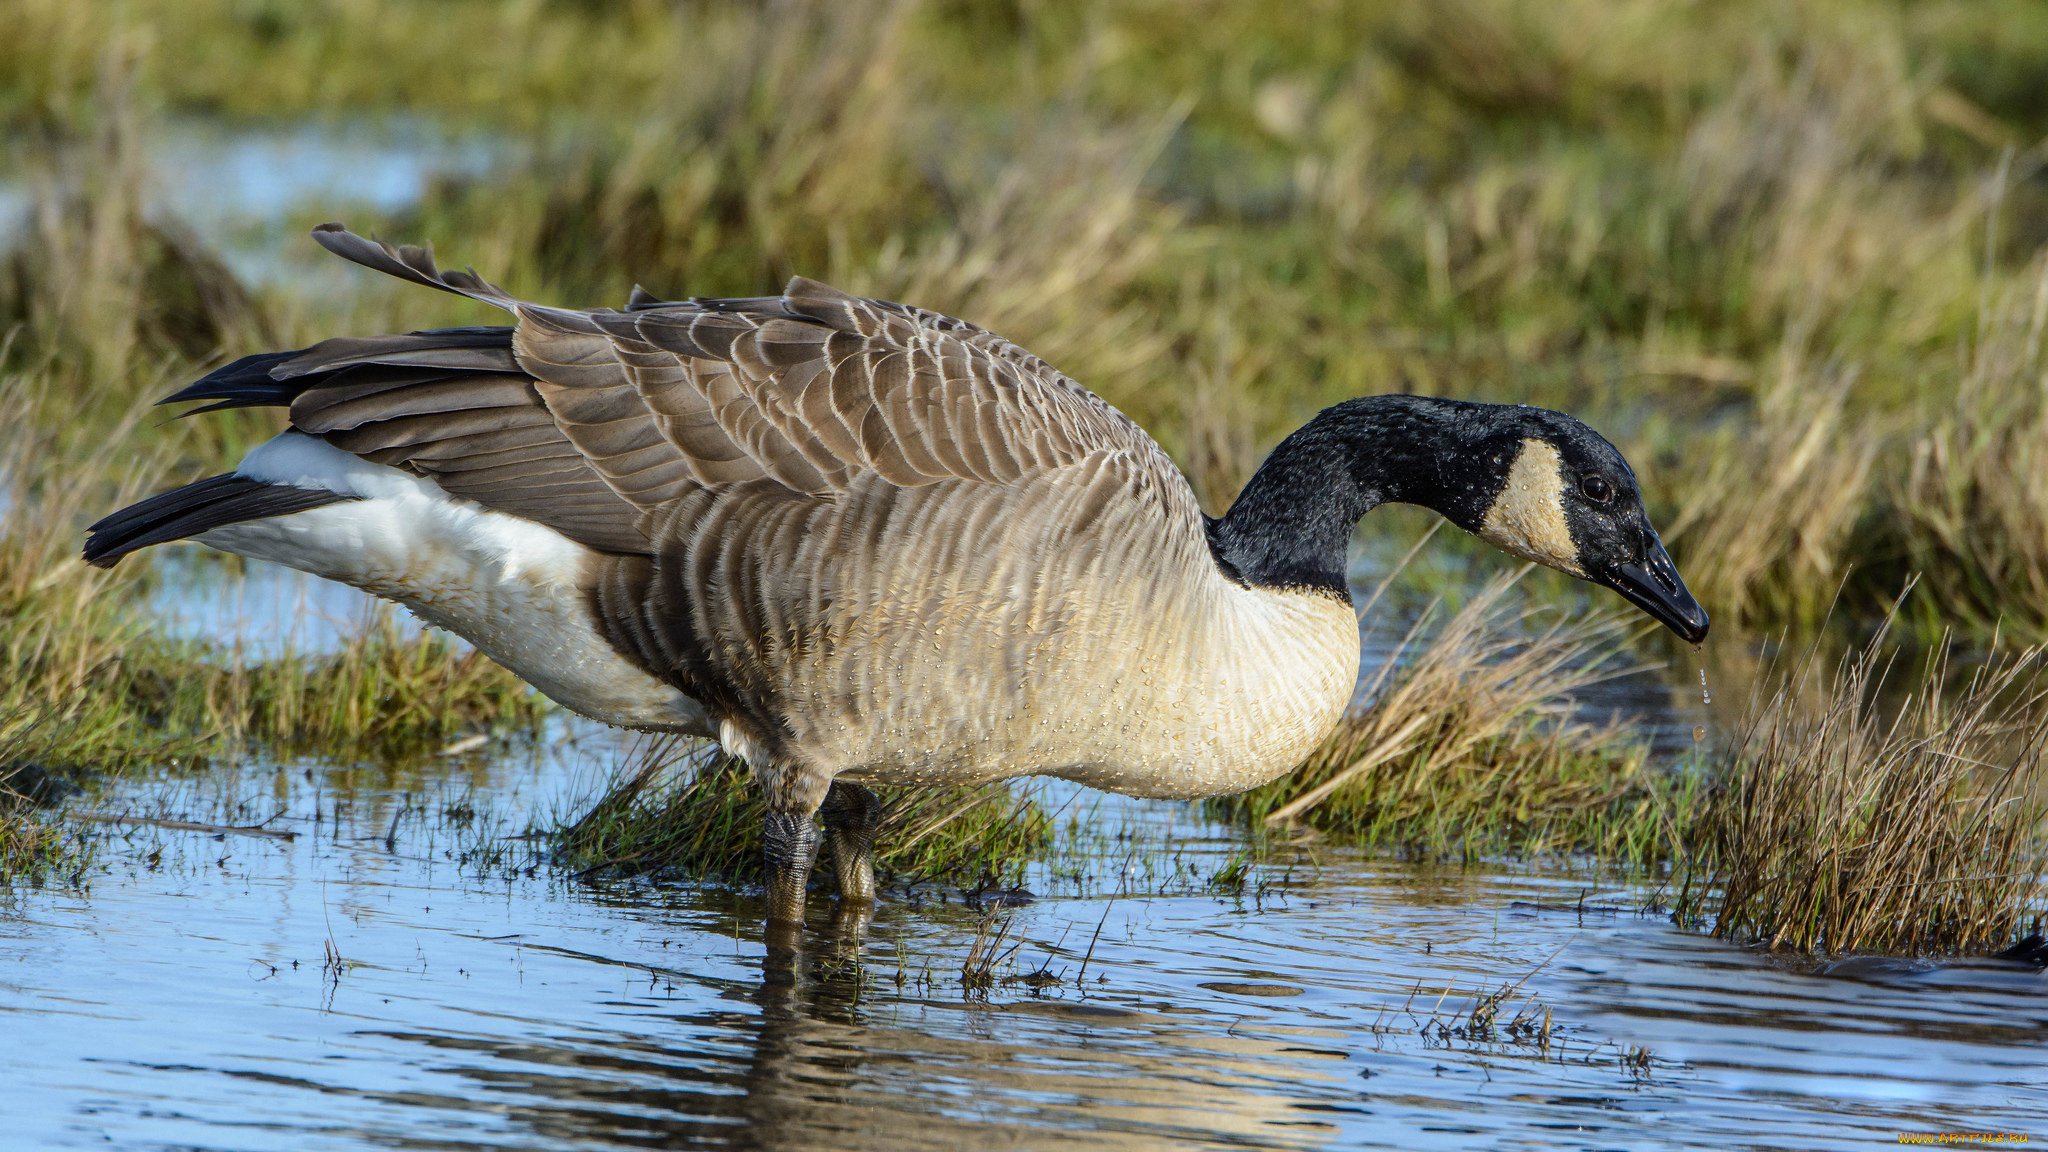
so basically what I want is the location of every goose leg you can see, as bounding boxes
[762,809,820,926]
[819,782,881,905]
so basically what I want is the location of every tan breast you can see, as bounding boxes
[736,465,1363,799]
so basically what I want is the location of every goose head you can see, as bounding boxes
[1211,395,1710,644]
[1446,409,1709,644]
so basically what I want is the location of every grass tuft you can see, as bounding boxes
[1679,596,2048,956]
[556,738,1051,889]
[219,609,547,761]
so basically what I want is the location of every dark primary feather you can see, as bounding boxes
[156,324,652,555]
[82,474,355,568]
[159,328,520,412]
[273,330,522,379]
[158,350,304,414]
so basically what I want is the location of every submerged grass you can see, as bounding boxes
[1678,599,2048,956]
[0,803,89,887]
[0,742,93,886]
[556,738,1051,890]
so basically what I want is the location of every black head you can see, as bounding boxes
[1212,395,1709,644]
[1421,403,1709,644]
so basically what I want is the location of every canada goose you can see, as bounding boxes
[86,224,1708,923]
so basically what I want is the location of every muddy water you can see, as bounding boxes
[4,723,2045,1150]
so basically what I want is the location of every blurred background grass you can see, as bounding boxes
[8,0,2048,632]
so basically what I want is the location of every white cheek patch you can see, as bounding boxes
[1477,438,1585,577]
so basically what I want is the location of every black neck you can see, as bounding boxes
[1207,395,1502,597]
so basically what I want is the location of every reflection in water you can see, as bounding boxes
[348,902,1348,1151]
[2,741,2043,1151]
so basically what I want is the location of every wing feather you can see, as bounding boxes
[496,262,1181,513]
[295,227,1185,533]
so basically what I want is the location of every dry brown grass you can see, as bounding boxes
[0,372,193,774]
[1896,251,2048,635]
[0,49,270,385]
[406,0,1193,456]
[1682,601,2048,955]
[1658,359,1880,625]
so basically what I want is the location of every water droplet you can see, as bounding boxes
[1692,724,1706,743]
[1698,668,1712,706]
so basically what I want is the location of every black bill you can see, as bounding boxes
[1604,535,1709,644]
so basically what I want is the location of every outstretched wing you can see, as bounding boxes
[105,227,1224,756]
[304,225,1194,525]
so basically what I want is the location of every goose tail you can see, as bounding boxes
[82,474,355,569]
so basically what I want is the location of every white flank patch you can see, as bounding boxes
[198,432,709,734]
[717,719,766,767]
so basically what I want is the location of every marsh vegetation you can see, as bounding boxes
[555,739,1052,888]
[8,5,2048,1145]
[1678,604,2048,955]
[0,0,2045,966]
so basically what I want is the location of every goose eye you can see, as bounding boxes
[1581,475,1613,504]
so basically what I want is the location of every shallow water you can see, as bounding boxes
[0,105,2016,1143]
[0,118,511,287]
[146,553,422,657]
[5,720,2045,1151]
